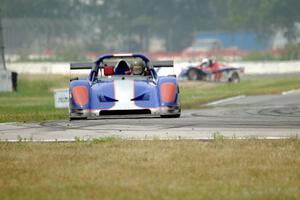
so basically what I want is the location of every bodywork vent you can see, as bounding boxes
[100,109,151,115]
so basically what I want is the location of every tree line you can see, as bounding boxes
[1,0,299,51]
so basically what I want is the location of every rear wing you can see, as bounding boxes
[152,61,173,68]
[70,63,93,70]
[70,60,174,70]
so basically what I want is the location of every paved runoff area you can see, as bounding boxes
[1,91,300,141]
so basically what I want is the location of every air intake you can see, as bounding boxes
[100,109,151,115]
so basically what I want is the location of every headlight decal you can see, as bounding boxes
[72,86,89,106]
[160,82,176,103]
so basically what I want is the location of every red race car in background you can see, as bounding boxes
[180,58,244,83]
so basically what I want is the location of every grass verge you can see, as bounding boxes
[0,139,299,200]
[0,74,300,122]
[0,74,69,122]
[180,74,300,109]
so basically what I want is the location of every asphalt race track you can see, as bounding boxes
[1,91,300,141]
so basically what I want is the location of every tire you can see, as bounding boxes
[69,117,87,121]
[160,114,181,118]
[187,69,200,81]
[229,73,240,83]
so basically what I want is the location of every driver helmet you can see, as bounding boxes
[131,60,145,75]
[201,57,213,67]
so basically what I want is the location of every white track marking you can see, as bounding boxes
[1,136,295,143]
[206,95,246,106]
[282,89,300,95]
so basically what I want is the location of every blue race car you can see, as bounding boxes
[69,53,181,119]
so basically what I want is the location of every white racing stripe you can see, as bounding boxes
[112,80,139,110]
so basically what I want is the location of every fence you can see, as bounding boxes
[2,18,84,55]
[1,18,299,62]
[0,13,6,70]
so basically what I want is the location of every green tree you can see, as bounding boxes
[226,0,300,43]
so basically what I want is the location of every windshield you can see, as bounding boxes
[101,57,145,66]
[97,57,151,79]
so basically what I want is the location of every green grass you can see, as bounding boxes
[1,74,300,122]
[180,75,300,109]
[0,139,299,200]
[0,75,69,122]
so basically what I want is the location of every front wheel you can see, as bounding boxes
[187,69,200,81]
[229,73,240,83]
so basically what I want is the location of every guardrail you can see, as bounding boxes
[6,61,300,75]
